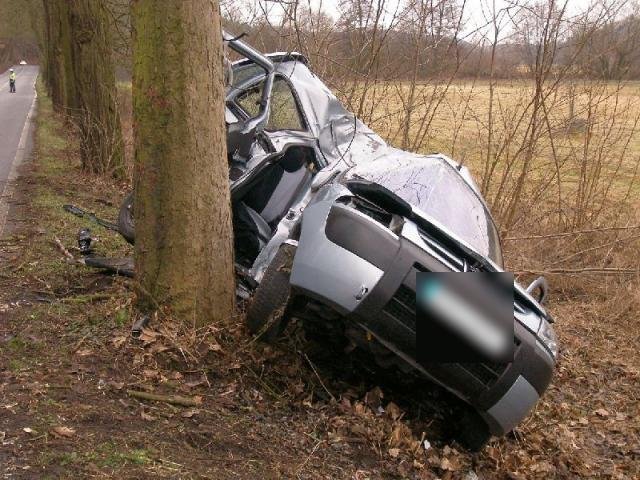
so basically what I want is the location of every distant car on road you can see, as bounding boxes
[19,60,27,65]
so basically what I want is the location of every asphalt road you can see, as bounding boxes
[0,65,38,234]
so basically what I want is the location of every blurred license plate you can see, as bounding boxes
[416,272,514,363]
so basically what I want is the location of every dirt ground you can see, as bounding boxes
[1,88,639,479]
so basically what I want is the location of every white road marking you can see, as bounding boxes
[0,74,38,236]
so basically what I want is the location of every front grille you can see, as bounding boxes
[418,229,465,270]
[383,284,416,331]
[380,283,515,389]
[458,361,509,388]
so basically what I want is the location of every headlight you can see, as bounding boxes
[537,320,558,359]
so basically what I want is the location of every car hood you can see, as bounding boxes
[345,149,503,266]
[340,151,550,321]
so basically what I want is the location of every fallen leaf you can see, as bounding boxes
[138,328,159,344]
[23,427,37,435]
[185,378,205,389]
[385,401,402,420]
[594,408,609,418]
[143,369,159,379]
[350,423,367,437]
[531,461,556,473]
[111,335,127,348]
[364,386,384,410]
[440,457,453,471]
[140,411,156,421]
[51,426,75,438]
[148,342,170,353]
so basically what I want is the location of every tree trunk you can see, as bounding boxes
[68,0,125,178]
[42,0,75,112]
[131,0,235,326]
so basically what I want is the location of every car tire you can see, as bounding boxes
[118,191,135,245]
[245,244,296,343]
[456,408,492,452]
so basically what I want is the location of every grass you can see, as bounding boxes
[335,78,640,236]
[40,445,152,469]
[33,79,131,257]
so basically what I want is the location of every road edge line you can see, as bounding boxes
[0,75,38,236]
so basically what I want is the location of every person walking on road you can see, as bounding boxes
[9,69,16,93]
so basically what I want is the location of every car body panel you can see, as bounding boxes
[288,181,555,435]
[485,376,540,433]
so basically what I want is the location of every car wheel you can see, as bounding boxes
[456,408,492,452]
[118,191,135,245]
[245,244,296,343]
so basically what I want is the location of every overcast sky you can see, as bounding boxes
[249,0,620,41]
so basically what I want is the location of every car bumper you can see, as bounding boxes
[290,190,555,435]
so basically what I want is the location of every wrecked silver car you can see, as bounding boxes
[114,32,558,450]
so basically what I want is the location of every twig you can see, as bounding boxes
[302,352,335,402]
[543,234,640,267]
[126,390,202,407]
[73,331,92,351]
[295,440,323,476]
[505,225,640,241]
[515,267,638,276]
[245,366,283,399]
[52,235,84,265]
[60,293,114,304]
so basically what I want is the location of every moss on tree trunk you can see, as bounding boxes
[132,0,235,326]
[68,0,124,178]
[43,0,75,112]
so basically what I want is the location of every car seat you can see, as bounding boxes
[233,148,313,264]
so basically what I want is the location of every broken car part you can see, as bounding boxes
[77,228,93,255]
[83,257,134,278]
[131,314,150,338]
[63,204,119,232]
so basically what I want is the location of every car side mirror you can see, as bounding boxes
[526,276,549,305]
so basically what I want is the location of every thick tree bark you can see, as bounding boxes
[68,0,125,178]
[42,0,75,112]
[132,0,235,326]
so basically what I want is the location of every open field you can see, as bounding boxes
[0,80,638,478]
[336,79,640,238]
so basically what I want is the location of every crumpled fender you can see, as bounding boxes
[289,183,384,314]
